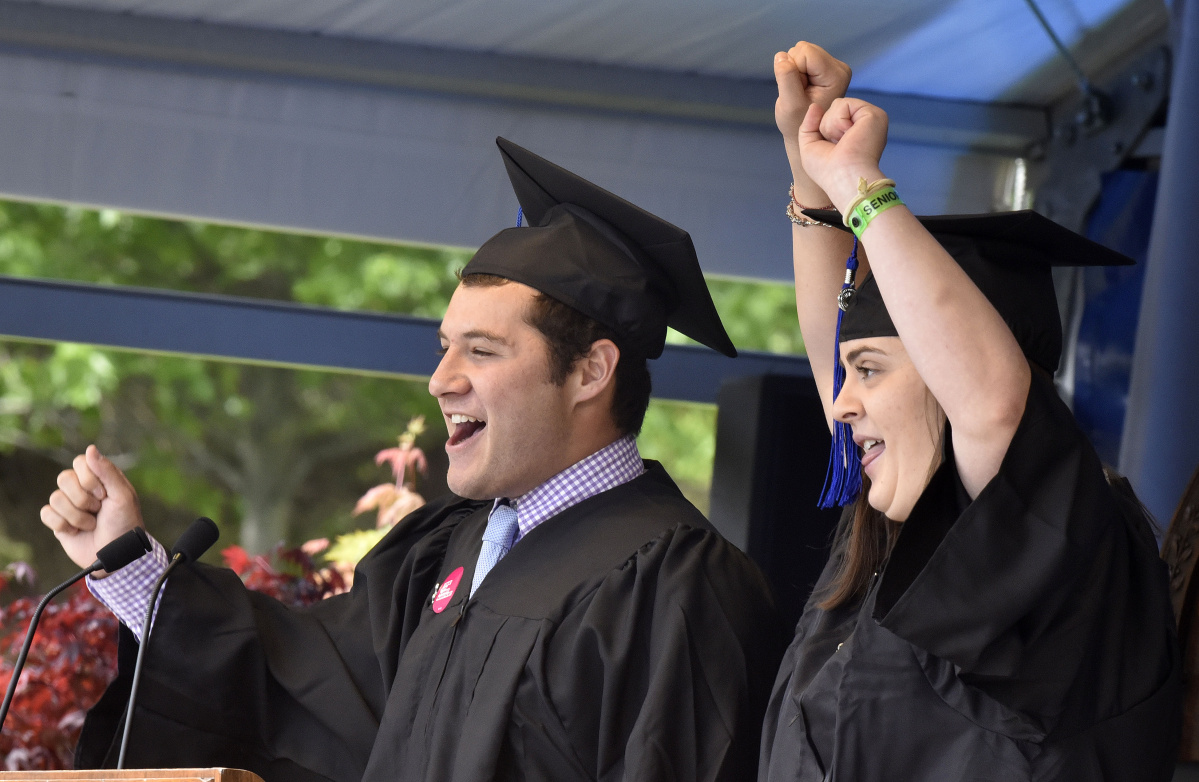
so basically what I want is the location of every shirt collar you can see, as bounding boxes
[492,434,645,542]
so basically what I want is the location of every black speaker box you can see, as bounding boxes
[709,373,844,631]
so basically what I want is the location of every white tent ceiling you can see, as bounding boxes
[17,0,1163,102]
[0,0,1171,281]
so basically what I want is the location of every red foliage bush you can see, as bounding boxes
[221,544,346,606]
[0,584,117,770]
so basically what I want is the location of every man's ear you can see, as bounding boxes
[571,339,619,405]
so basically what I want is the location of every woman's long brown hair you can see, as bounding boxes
[814,476,900,610]
[815,386,943,611]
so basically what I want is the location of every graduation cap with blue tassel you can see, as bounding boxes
[802,208,1135,509]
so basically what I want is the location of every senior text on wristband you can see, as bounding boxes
[846,185,903,238]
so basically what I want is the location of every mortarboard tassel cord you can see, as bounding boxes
[516,207,523,227]
[817,237,864,508]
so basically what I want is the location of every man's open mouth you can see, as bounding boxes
[448,414,486,446]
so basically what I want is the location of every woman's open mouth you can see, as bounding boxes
[448,414,486,447]
[859,438,885,472]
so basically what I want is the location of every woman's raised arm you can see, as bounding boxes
[774,42,857,428]
[797,97,1030,498]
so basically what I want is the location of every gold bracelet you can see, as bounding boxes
[842,177,896,226]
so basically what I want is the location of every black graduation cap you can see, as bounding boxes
[462,138,737,359]
[802,208,1134,372]
[800,208,1134,509]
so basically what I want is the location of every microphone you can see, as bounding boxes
[118,517,219,768]
[170,516,220,564]
[0,527,151,733]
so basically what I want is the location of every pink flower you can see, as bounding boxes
[375,487,426,530]
[301,538,330,556]
[353,484,400,516]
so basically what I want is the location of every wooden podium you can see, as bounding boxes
[0,770,263,781]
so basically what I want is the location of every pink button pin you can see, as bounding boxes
[431,566,464,613]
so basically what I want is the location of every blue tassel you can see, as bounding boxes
[817,238,863,508]
[516,207,524,228]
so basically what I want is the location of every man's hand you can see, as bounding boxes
[797,98,890,213]
[41,445,145,573]
[774,41,852,195]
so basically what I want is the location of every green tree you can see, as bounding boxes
[0,203,464,566]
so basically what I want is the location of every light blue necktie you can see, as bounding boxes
[470,503,519,598]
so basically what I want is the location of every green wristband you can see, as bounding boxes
[846,186,903,238]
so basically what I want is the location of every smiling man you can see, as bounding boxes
[45,138,783,782]
[433,279,624,504]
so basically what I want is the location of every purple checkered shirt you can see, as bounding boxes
[89,435,644,636]
[506,434,644,543]
[87,535,170,638]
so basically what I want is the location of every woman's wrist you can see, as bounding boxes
[789,168,833,211]
[845,183,903,237]
[790,183,834,212]
[822,166,887,214]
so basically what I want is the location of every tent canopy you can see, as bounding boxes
[0,0,1169,281]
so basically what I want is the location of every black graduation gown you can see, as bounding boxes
[77,461,784,782]
[760,373,1182,781]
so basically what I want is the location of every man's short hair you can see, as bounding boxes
[459,273,652,435]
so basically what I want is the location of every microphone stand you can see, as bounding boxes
[117,517,219,768]
[117,553,183,768]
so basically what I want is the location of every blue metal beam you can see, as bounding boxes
[0,275,811,404]
[1120,0,1199,523]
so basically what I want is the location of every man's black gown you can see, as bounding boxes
[78,462,783,781]
[760,373,1182,781]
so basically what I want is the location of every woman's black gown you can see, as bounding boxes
[760,373,1181,781]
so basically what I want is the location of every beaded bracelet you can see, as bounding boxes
[787,183,837,228]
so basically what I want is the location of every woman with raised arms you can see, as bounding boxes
[759,42,1181,781]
